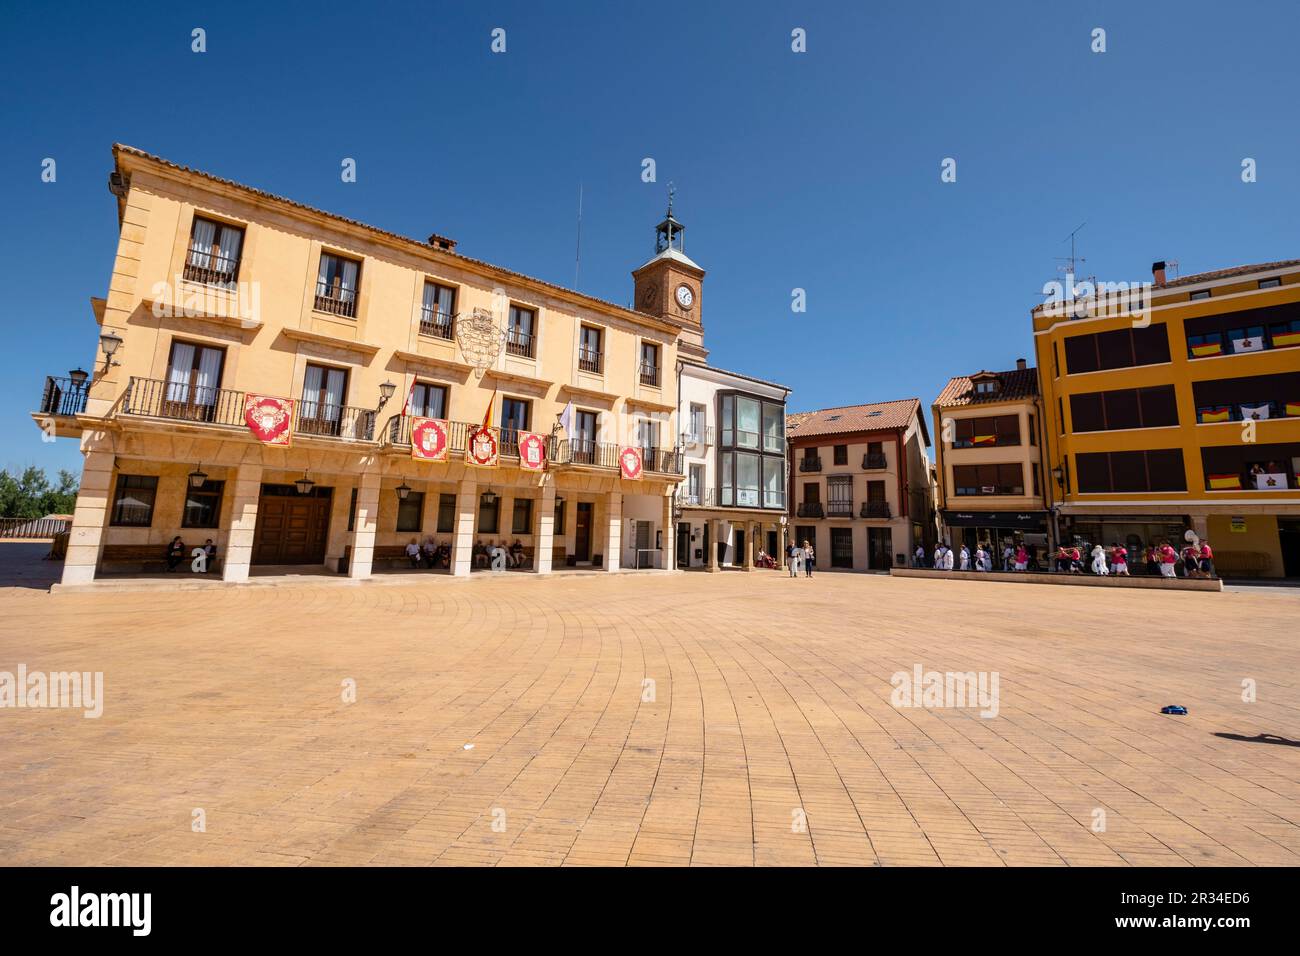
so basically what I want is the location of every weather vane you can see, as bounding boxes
[667,181,675,216]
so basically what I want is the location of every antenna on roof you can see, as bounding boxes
[1054,222,1088,279]
[573,182,583,290]
[1166,259,1180,278]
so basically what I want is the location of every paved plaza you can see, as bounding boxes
[2,544,1298,866]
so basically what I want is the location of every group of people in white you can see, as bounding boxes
[916,541,1029,572]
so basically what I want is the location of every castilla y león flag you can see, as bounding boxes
[244,395,294,447]
[619,446,643,480]
[466,390,500,468]
[411,418,450,461]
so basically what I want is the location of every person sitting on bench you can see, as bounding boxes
[405,538,421,568]
[166,536,186,572]
[203,538,218,572]
[509,539,526,568]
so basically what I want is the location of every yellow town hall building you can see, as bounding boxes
[37,145,731,584]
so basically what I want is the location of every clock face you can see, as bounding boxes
[675,284,695,309]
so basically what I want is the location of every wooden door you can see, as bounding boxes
[574,502,592,561]
[253,493,330,564]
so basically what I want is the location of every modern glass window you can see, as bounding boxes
[437,493,456,533]
[735,452,760,507]
[952,464,1025,496]
[396,491,425,532]
[1075,449,1187,493]
[735,397,760,448]
[315,252,361,317]
[1225,325,1266,354]
[1259,277,1282,289]
[721,395,734,446]
[1187,331,1225,359]
[1269,319,1300,348]
[1069,385,1178,432]
[185,216,244,286]
[182,479,225,528]
[721,452,732,506]
[512,498,533,534]
[952,415,1020,447]
[762,458,783,508]
[507,305,536,357]
[409,381,447,419]
[478,493,500,534]
[420,282,456,339]
[110,474,158,527]
[762,402,784,452]
[1190,289,1212,301]
[1064,324,1170,372]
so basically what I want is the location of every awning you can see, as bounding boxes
[941,510,1048,529]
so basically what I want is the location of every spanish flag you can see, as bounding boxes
[1191,342,1223,357]
[972,434,996,445]
[1286,401,1300,418]
[1199,406,1231,423]
[480,389,497,430]
[1273,330,1300,347]
[1207,473,1242,490]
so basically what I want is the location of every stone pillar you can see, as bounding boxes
[348,471,381,580]
[707,519,720,572]
[776,523,786,569]
[533,481,555,574]
[1189,514,1210,542]
[742,520,755,571]
[450,477,477,576]
[661,492,676,570]
[222,462,264,583]
[61,448,115,586]
[603,491,622,571]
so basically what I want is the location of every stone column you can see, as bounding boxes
[661,492,676,570]
[533,480,555,574]
[707,518,720,572]
[450,477,478,576]
[348,471,381,580]
[1189,514,1210,542]
[742,520,755,571]
[222,462,264,583]
[60,448,115,586]
[603,491,622,571]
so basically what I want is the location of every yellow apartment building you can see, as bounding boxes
[786,400,933,571]
[35,145,716,584]
[931,360,1050,562]
[1033,259,1300,578]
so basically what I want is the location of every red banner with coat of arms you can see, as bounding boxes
[619,446,643,480]
[466,426,500,468]
[244,395,294,447]
[516,431,547,471]
[410,418,450,461]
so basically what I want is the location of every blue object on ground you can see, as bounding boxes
[1161,705,1188,715]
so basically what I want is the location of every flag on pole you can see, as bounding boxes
[559,399,574,435]
[401,380,415,416]
[1240,403,1271,420]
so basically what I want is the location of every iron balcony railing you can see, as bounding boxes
[122,377,247,427]
[861,501,892,518]
[677,487,716,507]
[314,281,359,318]
[121,377,376,442]
[183,247,240,287]
[419,307,454,340]
[506,329,535,358]
[641,446,684,475]
[39,376,89,417]
[796,502,825,518]
[826,501,855,517]
[799,456,822,473]
[863,453,888,469]
[639,363,660,387]
[0,516,71,539]
[577,347,603,374]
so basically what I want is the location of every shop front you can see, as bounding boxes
[941,509,1050,567]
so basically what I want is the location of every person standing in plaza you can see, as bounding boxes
[915,544,925,568]
[788,540,801,577]
[1200,540,1215,578]
[1158,541,1178,578]
[1110,542,1129,575]
[803,540,815,577]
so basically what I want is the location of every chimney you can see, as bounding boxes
[1152,260,1167,288]
[1015,357,1027,371]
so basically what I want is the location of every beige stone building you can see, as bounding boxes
[931,360,1051,561]
[785,400,933,571]
[35,145,721,584]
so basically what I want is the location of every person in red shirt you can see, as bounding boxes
[1158,542,1178,578]
[1069,545,1082,572]
[1199,541,1215,578]
[1110,542,1129,575]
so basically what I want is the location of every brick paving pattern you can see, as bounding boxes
[2,559,1298,866]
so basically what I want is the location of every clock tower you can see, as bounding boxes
[631,190,707,361]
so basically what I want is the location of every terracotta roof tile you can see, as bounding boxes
[934,367,1040,408]
[1160,259,1300,288]
[786,398,924,440]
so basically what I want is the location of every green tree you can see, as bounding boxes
[0,466,79,518]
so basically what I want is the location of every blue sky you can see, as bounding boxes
[2,0,1297,476]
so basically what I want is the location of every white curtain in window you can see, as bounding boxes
[216,226,241,273]
[316,256,332,293]
[189,219,215,266]
[301,365,323,418]
[422,282,437,313]
[167,343,195,402]
[194,347,222,405]
[323,368,345,418]
[339,260,358,301]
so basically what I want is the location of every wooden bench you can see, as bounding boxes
[100,544,223,574]
[372,544,452,570]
